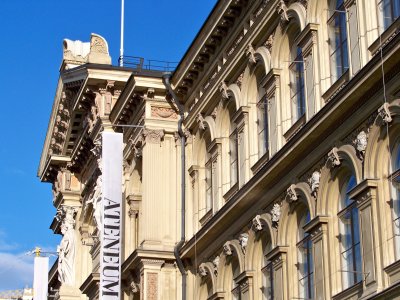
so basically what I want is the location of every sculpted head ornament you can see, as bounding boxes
[286,184,298,203]
[223,242,233,256]
[213,256,220,276]
[276,0,289,22]
[239,233,249,254]
[219,82,229,100]
[309,171,321,197]
[378,103,392,125]
[252,215,263,231]
[354,131,368,160]
[198,264,208,277]
[271,203,281,225]
[327,147,341,168]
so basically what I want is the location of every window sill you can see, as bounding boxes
[332,281,363,300]
[283,114,306,142]
[223,182,238,203]
[199,209,213,227]
[369,18,400,56]
[251,150,270,175]
[322,70,350,103]
[384,258,400,285]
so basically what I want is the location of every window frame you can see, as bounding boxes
[338,175,363,289]
[289,46,306,122]
[328,0,349,82]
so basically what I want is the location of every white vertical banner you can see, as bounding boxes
[100,132,123,300]
[33,256,49,300]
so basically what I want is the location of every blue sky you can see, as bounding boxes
[0,0,216,290]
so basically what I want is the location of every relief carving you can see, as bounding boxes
[151,106,178,119]
[271,203,281,227]
[252,215,263,231]
[327,147,341,168]
[309,171,320,198]
[353,130,368,160]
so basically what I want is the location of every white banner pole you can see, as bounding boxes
[100,132,123,300]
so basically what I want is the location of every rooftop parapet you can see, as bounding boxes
[61,33,111,70]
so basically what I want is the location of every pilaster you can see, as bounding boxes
[140,129,179,251]
[304,216,331,300]
[349,179,381,297]
[265,246,289,300]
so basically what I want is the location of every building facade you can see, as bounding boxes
[38,0,400,299]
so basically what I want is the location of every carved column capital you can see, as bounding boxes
[142,129,165,144]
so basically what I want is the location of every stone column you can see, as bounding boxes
[349,179,380,296]
[265,246,289,300]
[232,106,250,187]
[304,216,330,300]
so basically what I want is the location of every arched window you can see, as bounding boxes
[379,0,400,30]
[290,46,306,122]
[338,175,362,289]
[257,93,269,158]
[262,238,273,300]
[391,141,400,258]
[297,210,313,299]
[328,0,349,82]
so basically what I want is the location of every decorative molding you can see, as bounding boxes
[197,113,207,130]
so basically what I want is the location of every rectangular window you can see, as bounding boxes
[328,3,349,82]
[290,47,306,122]
[229,130,239,187]
[257,96,269,157]
[379,0,400,30]
[205,158,212,212]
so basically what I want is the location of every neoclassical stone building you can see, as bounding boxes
[39,0,400,299]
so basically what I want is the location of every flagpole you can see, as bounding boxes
[119,0,125,67]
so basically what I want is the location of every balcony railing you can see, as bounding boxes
[118,56,178,72]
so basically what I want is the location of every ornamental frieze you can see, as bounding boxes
[150,106,178,119]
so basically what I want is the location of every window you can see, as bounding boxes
[231,258,241,300]
[391,142,400,258]
[328,0,349,82]
[379,0,400,30]
[262,239,273,300]
[257,94,269,157]
[205,153,213,213]
[229,127,239,187]
[297,210,313,299]
[290,46,306,122]
[338,175,362,289]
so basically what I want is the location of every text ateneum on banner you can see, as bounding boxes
[100,132,123,300]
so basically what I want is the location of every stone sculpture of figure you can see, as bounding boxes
[92,176,103,234]
[57,208,76,286]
